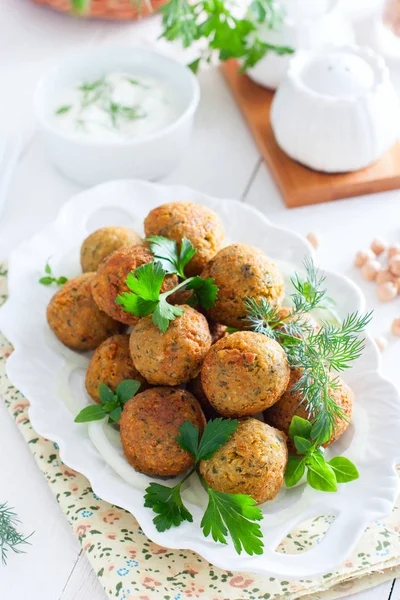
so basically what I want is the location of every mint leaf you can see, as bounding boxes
[201,487,263,556]
[307,454,337,492]
[144,482,193,531]
[328,457,359,484]
[293,436,313,455]
[289,416,312,440]
[98,384,115,405]
[197,418,238,461]
[108,407,122,423]
[186,276,218,309]
[75,405,106,423]
[55,105,72,115]
[45,263,52,274]
[116,380,141,404]
[285,457,305,488]
[57,276,68,286]
[310,421,332,446]
[39,276,54,286]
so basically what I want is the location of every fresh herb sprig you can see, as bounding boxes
[285,416,359,492]
[39,262,68,287]
[145,418,264,556]
[116,238,218,332]
[75,380,141,424]
[159,0,294,73]
[246,258,372,443]
[0,502,32,565]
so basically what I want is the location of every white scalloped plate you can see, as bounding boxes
[1,179,400,579]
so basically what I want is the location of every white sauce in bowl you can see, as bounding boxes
[51,72,180,141]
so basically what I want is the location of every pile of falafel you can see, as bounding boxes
[46,201,353,506]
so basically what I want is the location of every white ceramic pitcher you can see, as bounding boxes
[247,0,355,89]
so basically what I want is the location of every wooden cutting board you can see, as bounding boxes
[222,59,400,208]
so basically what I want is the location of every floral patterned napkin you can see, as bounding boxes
[1,263,400,600]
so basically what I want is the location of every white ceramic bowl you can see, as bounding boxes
[34,46,200,186]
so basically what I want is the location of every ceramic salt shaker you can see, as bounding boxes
[270,45,400,173]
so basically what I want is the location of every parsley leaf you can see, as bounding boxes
[148,236,196,279]
[201,486,264,555]
[176,418,239,462]
[152,298,184,333]
[186,276,219,309]
[39,262,68,287]
[144,480,194,531]
[126,262,165,300]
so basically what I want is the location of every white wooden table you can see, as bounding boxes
[1,2,400,599]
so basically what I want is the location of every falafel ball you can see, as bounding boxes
[200,418,288,504]
[91,245,177,325]
[201,331,290,417]
[265,369,353,451]
[144,202,225,276]
[80,227,143,273]
[120,387,206,476]
[85,334,149,403]
[200,244,285,329]
[130,306,212,386]
[46,273,122,350]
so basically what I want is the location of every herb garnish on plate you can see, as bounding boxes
[145,418,264,556]
[285,416,359,492]
[116,237,218,332]
[246,258,372,444]
[75,380,141,424]
[39,262,68,287]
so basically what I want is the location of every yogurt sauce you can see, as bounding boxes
[52,72,180,141]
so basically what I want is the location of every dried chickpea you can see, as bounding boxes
[361,260,381,281]
[377,282,397,302]
[306,232,320,249]
[371,238,387,256]
[389,256,400,277]
[392,317,400,337]
[376,269,395,285]
[354,249,375,268]
[388,244,400,258]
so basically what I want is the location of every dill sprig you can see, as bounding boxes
[0,503,32,565]
[245,259,372,443]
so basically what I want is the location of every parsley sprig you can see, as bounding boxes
[285,416,359,492]
[246,258,372,444]
[144,418,264,556]
[75,380,141,424]
[39,262,68,287]
[116,238,218,332]
[159,0,294,73]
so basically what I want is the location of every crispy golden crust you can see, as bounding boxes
[120,387,206,476]
[85,334,150,403]
[80,227,143,273]
[46,273,122,350]
[129,306,212,386]
[144,202,225,276]
[200,244,285,329]
[265,369,354,452]
[201,331,290,417]
[200,418,288,504]
[91,245,177,325]
[186,375,220,420]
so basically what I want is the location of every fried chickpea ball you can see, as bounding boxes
[46,273,122,350]
[120,387,206,476]
[130,306,212,386]
[265,369,353,452]
[85,334,149,403]
[201,331,290,417]
[91,245,177,325]
[144,202,225,276]
[187,375,220,420]
[201,244,285,329]
[80,227,143,273]
[200,418,288,504]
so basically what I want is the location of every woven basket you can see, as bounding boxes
[32,0,167,20]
